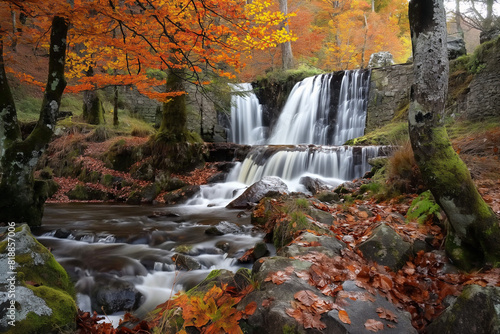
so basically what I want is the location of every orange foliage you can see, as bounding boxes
[1,0,295,100]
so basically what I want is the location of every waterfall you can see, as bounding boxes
[268,69,370,145]
[227,145,388,189]
[229,83,265,145]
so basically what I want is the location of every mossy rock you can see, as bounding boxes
[0,224,77,333]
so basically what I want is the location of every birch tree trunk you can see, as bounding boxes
[0,16,68,226]
[408,0,500,270]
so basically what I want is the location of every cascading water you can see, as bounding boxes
[268,70,370,145]
[229,83,266,145]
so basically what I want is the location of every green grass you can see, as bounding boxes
[345,121,408,146]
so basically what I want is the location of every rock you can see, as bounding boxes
[480,27,500,44]
[252,241,270,259]
[163,185,201,204]
[299,176,335,195]
[315,190,340,203]
[238,257,317,333]
[187,269,239,296]
[54,228,72,239]
[356,223,412,271]
[447,36,466,60]
[90,274,143,314]
[204,226,224,236]
[0,224,77,333]
[171,253,202,271]
[325,280,416,333]
[227,176,289,209]
[427,284,500,334]
[278,232,345,258]
[368,51,394,68]
[66,184,109,201]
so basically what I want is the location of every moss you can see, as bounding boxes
[174,245,193,254]
[12,285,77,334]
[282,324,299,334]
[101,173,114,186]
[345,121,408,146]
[407,190,441,224]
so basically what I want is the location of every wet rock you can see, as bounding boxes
[171,253,202,271]
[427,284,500,334]
[356,223,412,271]
[0,224,77,333]
[163,185,201,205]
[215,241,230,252]
[91,274,143,314]
[299,176,335,195]
[205,226,224,236]
[252,241,270,259]
[54,228,72,239]
[227,176,289,209]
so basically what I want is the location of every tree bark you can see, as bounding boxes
[0,16,68,226]
[279,0,294,70]
[82,67,105,125]
[408,0,500,270]
[158,67,187,141]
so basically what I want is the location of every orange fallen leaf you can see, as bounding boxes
[338,309,351,324]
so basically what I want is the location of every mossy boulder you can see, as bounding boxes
[0,224,77,333]
[427,284,500,334]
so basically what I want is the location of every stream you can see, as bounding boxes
[35,202,268,319]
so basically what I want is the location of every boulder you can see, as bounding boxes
[427,284,500,334]
[163,185,201,204]
[227,176,289,209]
[447,36,466,60]
[278,232,345,258]
[171,253,202,271]
[299,176,335,195]
[368,52,394,68]
[325,280,416,333]
[0,224,77,334]
[90,274,143,314]
[356,223,412,271]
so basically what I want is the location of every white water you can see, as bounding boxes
[229,83,266,145]
[267,70,370,145]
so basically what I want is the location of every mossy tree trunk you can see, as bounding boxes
[408,0,500,270]
[82,67,105,125]
[0,16,68,227]
[158,67,188,141]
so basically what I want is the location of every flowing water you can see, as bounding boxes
[36,203,267,320]
[35,69,384,320]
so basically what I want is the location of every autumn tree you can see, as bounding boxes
[0,1,69,226]
[408,0,500,270]
[320,0,410,70]
[0,0,296,225]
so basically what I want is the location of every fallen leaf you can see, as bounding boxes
[365,319,384,332]
[338,309,351,324]
[376,307,398,322]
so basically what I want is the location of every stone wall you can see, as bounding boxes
[365,64,413,132]
[118,83,225,142]
[462,37,500,120]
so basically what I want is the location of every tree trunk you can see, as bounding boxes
[454,0,464,39]
[408,0,500,270]
[158,67,188,141]
[82,67,105,125]
[0,16,68,226]
[279,0,294,70]
[113,85,119,126]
